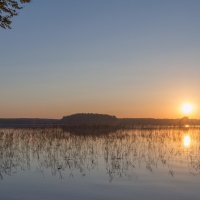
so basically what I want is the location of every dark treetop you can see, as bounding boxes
[0,0,30,29]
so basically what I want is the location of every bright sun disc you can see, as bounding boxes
[181,103,193,115]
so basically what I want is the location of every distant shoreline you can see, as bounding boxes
[0,113,199,128]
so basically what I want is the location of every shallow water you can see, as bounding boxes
[0,128,200,200]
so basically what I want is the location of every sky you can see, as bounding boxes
[1,0,200,119]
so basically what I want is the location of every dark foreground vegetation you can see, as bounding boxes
[0,128,200,180]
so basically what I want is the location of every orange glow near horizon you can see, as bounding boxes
[0,98,198,119]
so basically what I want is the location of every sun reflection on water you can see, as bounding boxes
[183,134,191,148]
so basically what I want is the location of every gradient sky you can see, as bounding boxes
[1,0,200,118]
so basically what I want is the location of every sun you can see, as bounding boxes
[181,103,194,116]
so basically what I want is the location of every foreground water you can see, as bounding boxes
[0,128,200,200]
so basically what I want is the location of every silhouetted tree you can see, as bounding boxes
[0,0,31,29]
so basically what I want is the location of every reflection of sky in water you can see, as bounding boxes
[0,128,200,200]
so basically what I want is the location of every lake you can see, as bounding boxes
[0,127,200,200]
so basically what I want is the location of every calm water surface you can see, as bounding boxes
[0,128,200,200]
